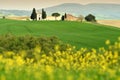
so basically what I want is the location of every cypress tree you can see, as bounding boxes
[64,13,67,19]
[61,15,65,21]
[42,9,47,20]
[30,8,37,20]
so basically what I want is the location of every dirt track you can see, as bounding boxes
[98,20,120,28]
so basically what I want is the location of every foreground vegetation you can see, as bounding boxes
[0,35,120,80]
[0,19,120,49]
[0,19,120,80]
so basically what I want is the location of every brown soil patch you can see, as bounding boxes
[98,20,120,28]
[7,16,29,20]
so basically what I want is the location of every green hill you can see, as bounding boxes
[0,19,120,49]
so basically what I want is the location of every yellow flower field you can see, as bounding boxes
[0,37,120,80]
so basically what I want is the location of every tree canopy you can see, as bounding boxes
[30,8,37,20]
[52,13,60,20]
[61,15,65,21]
[42,9,47,20]
[64,13,67,19]
[85,14,96,22]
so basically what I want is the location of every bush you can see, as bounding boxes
[85,14,96,22]
[0,34,73,59]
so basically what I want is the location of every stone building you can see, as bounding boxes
[36,11,42,20]
[65,14,78,21]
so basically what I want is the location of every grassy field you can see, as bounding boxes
[0,19,120,49]
[0,19,120,80]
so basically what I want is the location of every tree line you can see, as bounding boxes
[30,8,47,20]
[30,8,96,22]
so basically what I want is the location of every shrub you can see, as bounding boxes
[0,34,72,59]
[85,14,96,22]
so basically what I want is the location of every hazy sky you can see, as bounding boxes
[0,0,120,10]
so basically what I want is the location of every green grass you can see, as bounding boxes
[0,19,120,49]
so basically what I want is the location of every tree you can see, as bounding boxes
[30,8,37,20]
[52,13,60,20]
[64,13,67,19]
[3,16,5,19]
[77,15,84,22]
[42,8,47,20]
[61,15,65,21]
[85,14,96,22]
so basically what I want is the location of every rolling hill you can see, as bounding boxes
[0,3,120,19]
[0,19,120,49]
[0,9,31,16]
[44,3,120,19]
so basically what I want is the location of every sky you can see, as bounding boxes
[0,0,120,10]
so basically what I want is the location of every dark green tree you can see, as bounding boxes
[30,8,37,20]
[85,14,96,22]
[64,13,67,19]
[42,8,47,20]
[3,16,5,19]
[61,15,65,21]
[52,13,60,20]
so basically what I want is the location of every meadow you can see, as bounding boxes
[0,19,120,80]
[0,19,120,49]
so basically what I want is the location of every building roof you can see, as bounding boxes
[66,14,78,21]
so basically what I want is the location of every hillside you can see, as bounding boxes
[0,3,120,19]
[44,3,120,19]
[0,9,31,16]
[0,19,120,49]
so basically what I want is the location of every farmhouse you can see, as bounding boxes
[46,14,78,21]
[36,10,42,20]
[65,14,78,21]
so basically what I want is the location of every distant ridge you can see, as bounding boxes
[44,3,120,19]
[0,3,120,19]
[0,10,31,16]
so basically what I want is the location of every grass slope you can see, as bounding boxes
[0,19,120,49]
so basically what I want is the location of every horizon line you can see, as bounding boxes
[0,2,120,10]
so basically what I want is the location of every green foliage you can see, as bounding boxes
[64,13,67,19]
[52,13,60,20]
[0,19,120,49]
[85,14,96,22]
[0,34,63,53]
[0,34,75,59]
[2,16,5,19]
[61,15,65,21]
[42,9,47,19]
[30,8,37,20]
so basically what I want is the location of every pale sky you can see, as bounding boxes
[0,0,120,10]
